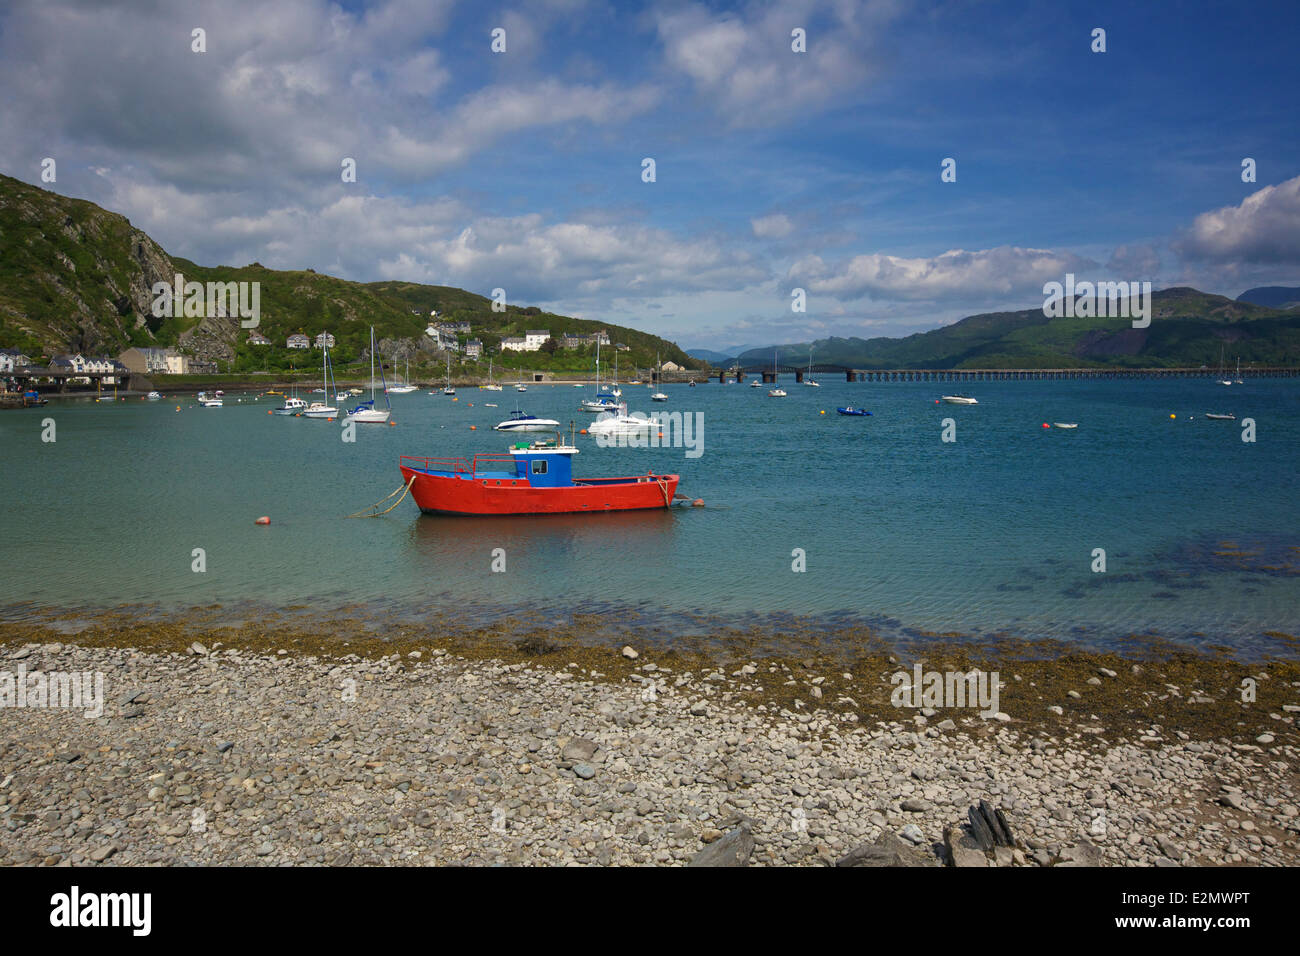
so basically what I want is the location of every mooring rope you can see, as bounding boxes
[345,474,416,518]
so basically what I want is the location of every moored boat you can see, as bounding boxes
[494,408,560,432]
[344,327,392,423]
[274,397,308,415]
[836,406,871,416]
[399,437,680,515]
[1205,413,1236,420]
[942,395,978,405]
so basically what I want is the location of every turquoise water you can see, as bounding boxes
[1,378,1297,654]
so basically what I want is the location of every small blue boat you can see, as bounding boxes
[836,406,871,416]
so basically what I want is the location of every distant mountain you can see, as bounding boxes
[0,173,703,372]
[1237,286,1300,310]
[736,287,1300,369]
[686,348,736,364]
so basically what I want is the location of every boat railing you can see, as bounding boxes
[400,453,518,477]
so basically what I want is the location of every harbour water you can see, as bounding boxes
[2,377,1296,655]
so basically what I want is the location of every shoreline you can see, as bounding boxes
[2,616,1297,866]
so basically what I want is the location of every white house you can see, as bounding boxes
[425,326,459,351]
[314,332,336,349]
[524,330,551,351]
[0,348,32,372]
[287,334,310,349]
[500,336,528,352]
[125,348,187,375]
[248,331,272,346]
[661,360,682,371]
[464,339,482,360]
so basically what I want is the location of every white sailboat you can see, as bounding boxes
[304,337,339,417]
[443,353,455,395]
[581,339,619,412]
[651,353,667,401]
[344,328,392,423]
[1233,358,1243,385]
[768,350,786,396]
[1216,345,1232,385]
[386,354,418,394]
[803,348,820,386]
[481,357,503,391]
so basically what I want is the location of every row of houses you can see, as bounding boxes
[254,331,335,349]
[3,346,221,380]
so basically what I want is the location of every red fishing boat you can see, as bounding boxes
[398,438,679,516]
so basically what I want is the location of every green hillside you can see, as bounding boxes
[737,288,1300,369]
[0,173,701,375]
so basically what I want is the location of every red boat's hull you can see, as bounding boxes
[400,466,679,515]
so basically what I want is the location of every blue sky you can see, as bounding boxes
[2,0,1297,350]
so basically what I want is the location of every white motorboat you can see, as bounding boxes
[942,395,978,405]
[587,403,656,437]
[768,388,787,397]
[146,391,162,400]
[749,379,762,388]
[1052,422,1078,429]
[273,397,308,415]
[494,408,560,432]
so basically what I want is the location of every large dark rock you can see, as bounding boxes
[687,824,754,867]
[836,833,938,867]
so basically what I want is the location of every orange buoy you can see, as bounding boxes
[255,516,270,525]
[1042,422,1050,428]
[580,428,588,435]
[267,409,273,415]
[388,420,396,426]
[470,425,477,430]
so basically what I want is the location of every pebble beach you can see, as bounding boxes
[2,624,1298,867]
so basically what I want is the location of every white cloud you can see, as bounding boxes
[654,0,901,126]
[1177,175,1300,265]
[787,246,1095,302]
[751,213,795,238]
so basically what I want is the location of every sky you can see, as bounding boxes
[1,0,1297,352]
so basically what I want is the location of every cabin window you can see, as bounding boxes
[531,460,548,475]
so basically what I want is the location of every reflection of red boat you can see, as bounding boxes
[399,439,679,516]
